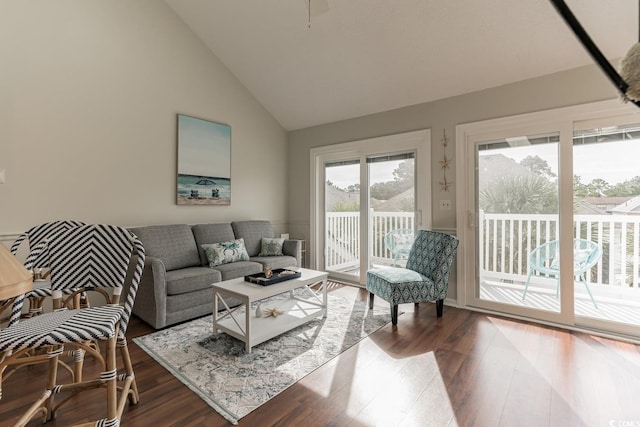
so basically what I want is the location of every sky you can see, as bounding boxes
[484,138,640,185]
[325,160,404,189]
[325,137,640,190]
[177,114,231,178]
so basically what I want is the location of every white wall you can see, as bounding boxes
[1,1,288,240]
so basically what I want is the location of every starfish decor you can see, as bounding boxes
[439,176,452,192]
[263,307,285,318]
[440,129,453,191]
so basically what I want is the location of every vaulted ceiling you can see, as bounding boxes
[165,0,637,131]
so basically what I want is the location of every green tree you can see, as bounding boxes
[370,159,414,200]
[346,183,360,193]
[520,155,556,179]
[480,175,558,214]
[393,160,414,183]
[370,181,401,200]
[574,175,588,198]
[608,176,640,197]
[333,200,359,212]
[584,178,610,197]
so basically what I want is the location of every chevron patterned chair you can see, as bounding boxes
[4,220,87,319]
[367,230,459,325]
[0,224,145,426]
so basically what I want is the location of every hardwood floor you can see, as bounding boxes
[3,284,640,426]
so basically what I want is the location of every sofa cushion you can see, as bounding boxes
[191,222,237,266]
[259,237,285,256]
[202,238,250,267]
[213,260,263,281]
[166,266,221,296]
[129,224,200,271]
[231,220,274,257]
[250,255,298,270]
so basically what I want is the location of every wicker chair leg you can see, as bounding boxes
[73,348,85,383]
[105,336,118,424]
[14,347,61,426]
[118,337,139,406]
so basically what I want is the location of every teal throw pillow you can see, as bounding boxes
[259,237,285,256]
[202,238,250,267]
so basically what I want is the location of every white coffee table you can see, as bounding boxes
[212,268,328,353]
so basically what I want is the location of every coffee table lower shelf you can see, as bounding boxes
[214,297,325,351]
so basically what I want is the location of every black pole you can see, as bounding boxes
[549,0,640,107]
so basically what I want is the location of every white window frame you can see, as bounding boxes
[455,99,640,337]
[310,129,431,285]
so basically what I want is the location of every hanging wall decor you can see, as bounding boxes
[177,114,231,206]
[439,129,452,191]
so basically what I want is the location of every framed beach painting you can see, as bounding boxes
[177,114,231,205]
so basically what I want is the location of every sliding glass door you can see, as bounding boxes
[572,122,640,331]
[457,100,640,338]
[312,130,430,286]
[324,159,361,278]
[323,154,418,282]
[476,132,561,314]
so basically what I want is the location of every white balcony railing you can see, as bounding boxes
[325,210,640,291]
[325,211,414,270]
[480,212,640,289]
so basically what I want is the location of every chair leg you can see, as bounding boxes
[118,337,139,406]
[105,336,118,425]
[369,292,374,309]
[14,346,62,426]
[578,276,598,309]
[436,299,444,318]
[390,304,398,325]
[522,271,533,300]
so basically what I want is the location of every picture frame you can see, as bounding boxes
[177,114,231,205]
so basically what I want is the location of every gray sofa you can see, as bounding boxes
[128,220,301,329]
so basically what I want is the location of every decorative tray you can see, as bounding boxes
[244,268,301,286]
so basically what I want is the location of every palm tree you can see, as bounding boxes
[480,175,559,275]
[480,175,558,214]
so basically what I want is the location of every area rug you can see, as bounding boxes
[133,290,393,424]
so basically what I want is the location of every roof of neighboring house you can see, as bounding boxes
[574,200,608,215]
[610,195,640,213]
[583,197,632,206]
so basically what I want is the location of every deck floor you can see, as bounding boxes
[480,279,640,327]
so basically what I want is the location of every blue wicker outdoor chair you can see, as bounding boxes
[0,224,145,426]
[367,230,459,325]
[522,238,601,308]
[384,228,414,266]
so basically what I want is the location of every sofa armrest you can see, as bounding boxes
[131,256,169,329]
[282,239,302,267]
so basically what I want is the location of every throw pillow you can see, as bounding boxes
[259,237,285,256]
[202,238,250,267]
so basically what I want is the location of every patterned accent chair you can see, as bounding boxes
[367,230,459,325]
[0,224,145,426]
